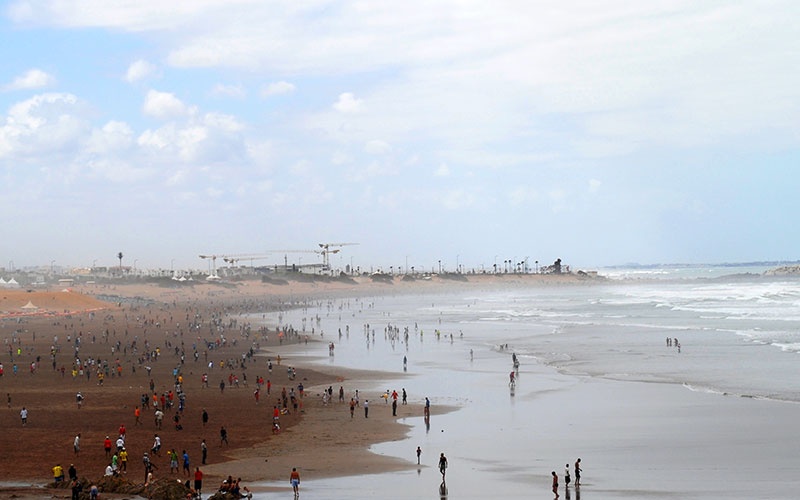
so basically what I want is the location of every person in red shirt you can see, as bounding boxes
[193,467,203,494]
[118,424,126,439]
[134,407,141,425]
[103,437,112,457]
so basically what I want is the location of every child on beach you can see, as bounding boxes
[290,468,300,495]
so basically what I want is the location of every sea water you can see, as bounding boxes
[254,272,800,499]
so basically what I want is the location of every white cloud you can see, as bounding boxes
[333,92,363,113]
[202,112,245,132]
[588,179,602,193]
[434,164,450,177]
[0,93,85,159]
[260,81,296,97]
[86,121,135,154]
[2,69,55,91]
[124,59,157,83]
[143,90,188,119]
[364,139,390,155]
[210,83,246,99]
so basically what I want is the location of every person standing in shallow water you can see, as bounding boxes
[552,471,559,498]
[574,458,581,486]
[364,399,369,418]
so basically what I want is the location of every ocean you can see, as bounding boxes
[256,268,800,499]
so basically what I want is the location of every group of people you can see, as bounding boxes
[551,459,582,498]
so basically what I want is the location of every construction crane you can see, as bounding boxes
[200,251,320,276]
[222,251,317,267]
[318,242,359,270]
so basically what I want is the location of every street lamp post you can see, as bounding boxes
[438,260,442,274]
[51,260,55,274]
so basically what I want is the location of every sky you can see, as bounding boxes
[1,1,799,272]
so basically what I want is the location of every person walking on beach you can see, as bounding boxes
[73,433,80,455]
[194,467,203,495]
[142,452,156,483]
[70,478,82,500]
[392,397,398,416]
[424,397,430,417]
[290,467,300,496]
[416,446,422,464]
[201,439,208,464]
[182,450,190,477]
[220,426,228,446]
[349,398,355,418]
[20,406,27,426]
[202,409,208,427]
[574,458,581,486]
[552,471,559,498]
[151,434,161,456]
[364,399,369,418]
[402,388,407,405]
[564,464,571,488]
[438,453,448,478]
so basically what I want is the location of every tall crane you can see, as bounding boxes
[318,242,359,270]
[222,251,317,267]
[200,251,320,276]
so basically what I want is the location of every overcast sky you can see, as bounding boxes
[1,1,799,271]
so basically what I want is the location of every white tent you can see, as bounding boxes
[0,278,6,285]
[178,276,187,282]
[5,278,19,288]
[21,301,39,311]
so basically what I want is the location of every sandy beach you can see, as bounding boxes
[0,276,528,496]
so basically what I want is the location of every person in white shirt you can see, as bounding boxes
[74,434,81,455]
[20,407,28,426]
[104,464,114,476]
[116,437,124,451]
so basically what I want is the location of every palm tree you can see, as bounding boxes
[117,252,124,270]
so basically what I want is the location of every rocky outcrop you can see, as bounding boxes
[50,476,191,500]
[764,265,800,276]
